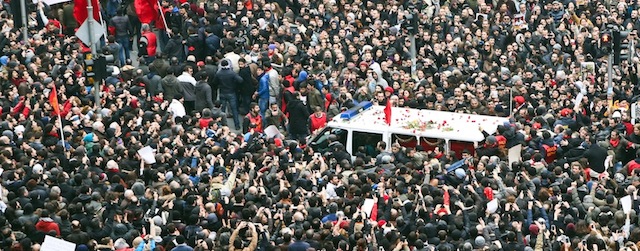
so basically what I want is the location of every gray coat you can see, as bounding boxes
[195,81,214,111]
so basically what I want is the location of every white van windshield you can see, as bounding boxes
[310,127,347,154]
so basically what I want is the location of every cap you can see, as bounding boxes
[197,61,205,67]
[475,236,486,247]
[385,86,394,93]
[514,96,525,105]
[553,44,562,51]
[32,164,44,174]
[612,111,622,118]
[14,125,25,134]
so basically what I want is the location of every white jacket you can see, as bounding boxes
[169,99,186,120]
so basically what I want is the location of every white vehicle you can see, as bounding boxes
[308,101,510,158]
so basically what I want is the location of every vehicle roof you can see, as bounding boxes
[327,105,510,142]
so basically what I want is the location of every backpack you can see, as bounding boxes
[209,185,221,203]
[213,202,224,217]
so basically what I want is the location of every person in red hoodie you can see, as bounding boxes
[35,209,60,236]
[198,108,215,129]
[281,69,296,117]
[309,106,327,134]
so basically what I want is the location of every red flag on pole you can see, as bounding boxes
[135,0,159,24]
[73,0,101,24]
[50,85,60,116]
[384,99,392,125]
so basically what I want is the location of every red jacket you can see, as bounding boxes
[11,99,31,118]
[142,31,157,56]
[35,218,60,236]
[199,117,213,129]
[309,113,327,133]
[282,84,295,117]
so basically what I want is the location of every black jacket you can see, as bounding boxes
[214,62,243,94]
[583,143,608,173]
[287,99,310,135]
[238,66,257,95]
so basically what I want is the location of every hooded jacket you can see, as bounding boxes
[162,74,182,100]
[142,72,162,96]
[36,217,60,236]
[195,81,214,111]
[214,59,243,94]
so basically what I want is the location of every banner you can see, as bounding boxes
[49,85,60,116]
[32,0,72,6]
[73,0,101,24]
[42,236,76,251]
[134,0,159,24]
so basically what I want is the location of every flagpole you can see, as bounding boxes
[157,0,171,38]
[96,0,108,41]
[57,113,66,150]
[50,85,66,151]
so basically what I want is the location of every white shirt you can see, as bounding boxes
[224,52,241,73]
[326,182,339,199]
[169,99,186,120]
[177,73,197,86]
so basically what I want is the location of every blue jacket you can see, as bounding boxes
[288,241,311,251]
[258,73,270,99]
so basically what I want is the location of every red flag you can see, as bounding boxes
[384,99,392,125]
[50,85,60,116]
[135,0,159,24]
[73,0,101,25]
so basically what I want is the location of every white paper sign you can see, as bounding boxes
[138,146,156,164]
[486,199,499,214]
[508,144,522,167]
[264,125,283,139]
[42,235,76,251]
[621,195,632,214]
[33,0,72,6]
[361,199,375,217]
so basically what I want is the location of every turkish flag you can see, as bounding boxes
[384,99,391,125]
[73,0,101,25]
[135,0,159,24]
[49,85,60,116]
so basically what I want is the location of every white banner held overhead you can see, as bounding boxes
[32,0,71,6]
[41,235,76,251]
[138,146,157,164]
[508,144,522,167]
[361,199,376,217]
[621,195,632,214]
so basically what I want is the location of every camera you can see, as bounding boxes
[290,25,300,34]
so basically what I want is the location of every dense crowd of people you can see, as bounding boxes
[2,0,640,250]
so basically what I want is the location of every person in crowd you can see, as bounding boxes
[194,72,214,112]
[139,23,158,63]
[177,65,197,114]
[213,59,243,131]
